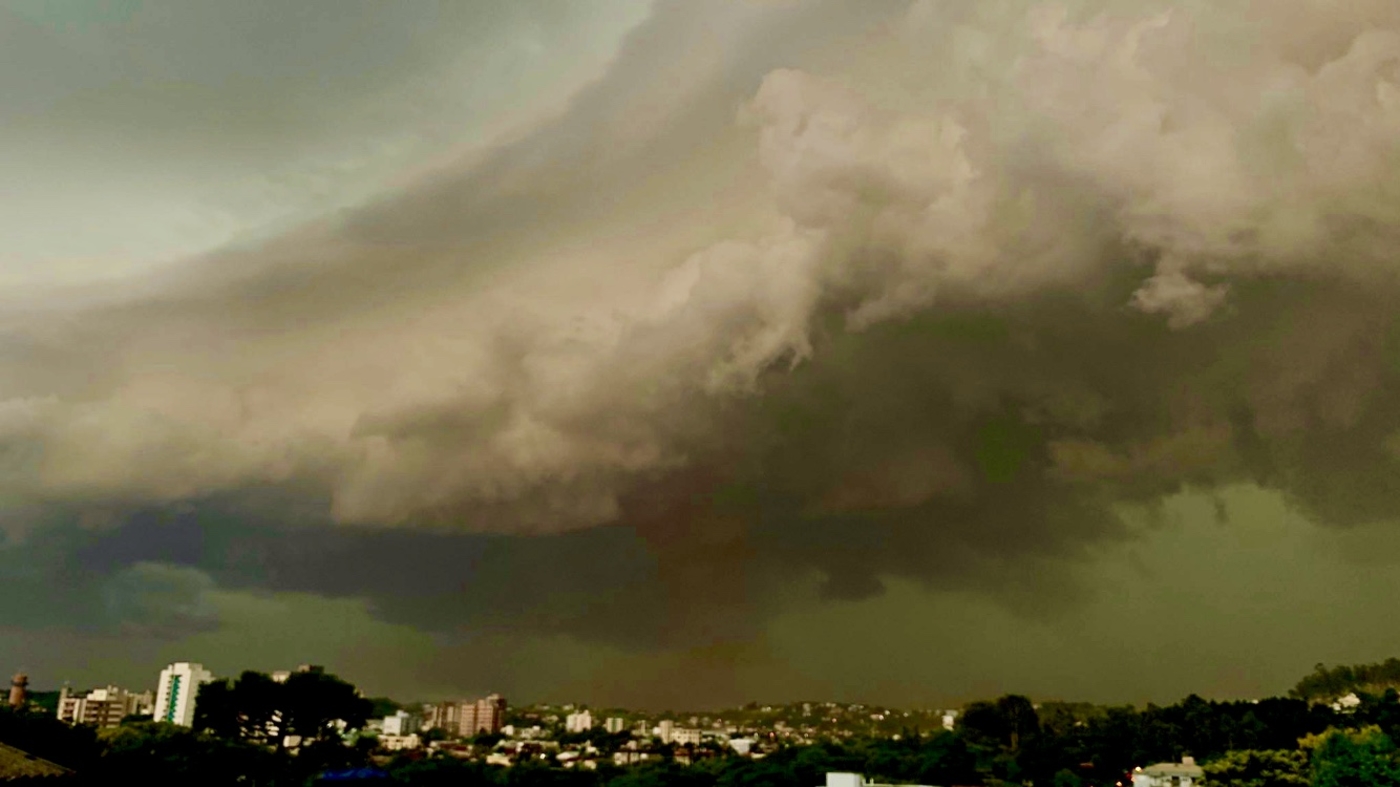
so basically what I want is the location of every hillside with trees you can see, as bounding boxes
[1292,659,1400,702]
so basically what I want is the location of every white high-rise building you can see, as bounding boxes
[383,710,421,736]
[605,717,626,734]
[153,662,213,727]
[565,709,594,733]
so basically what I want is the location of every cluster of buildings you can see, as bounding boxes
[24,661,975,770]
[363,693,509,752]
[421,693,507,738]
[43,662,326,732]
[57,685,154,727]
[4,663,1212,782]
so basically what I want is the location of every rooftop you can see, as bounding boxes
[1141,761,1204,777]
[0,741,73,780]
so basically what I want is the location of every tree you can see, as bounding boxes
[196,671,292,743]
[368,696,402,719]
[96,722,281,786]
[1293,660,1400,702]
[1307,726,1400,787]
[957,695,1040,755]
[193,678,239,739]
[386,755,497,786]
[914,731,980,786]
[281,670,372,747]
[1199,749,1308,787]
[196,668,371,750]
[230,670,285,742]
[995,695,1040,753]
[958,701,1009,749]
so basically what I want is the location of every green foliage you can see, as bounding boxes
[369,696,403,718]
[281,669,373,744]
[1199,749,1308,787]
[97,722,282,787]
[23,691,60,715]
[1307,726,1400,787]
[195,668,372,748]
[386,756,497,786]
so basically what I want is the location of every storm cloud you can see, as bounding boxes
[6,0,1400,706]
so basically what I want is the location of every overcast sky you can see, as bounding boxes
[6,0,1400,710]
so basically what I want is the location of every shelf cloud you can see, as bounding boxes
[6,0,1400,704]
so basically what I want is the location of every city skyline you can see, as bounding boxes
[6,0,1400,711]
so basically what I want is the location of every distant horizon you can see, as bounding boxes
[22,655,1388,715]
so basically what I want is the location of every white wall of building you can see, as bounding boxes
[153,662,213,727]
[380,734,422,751]
[1131,758,1203,787]
[383,710,421,736]
[565,710,594,733]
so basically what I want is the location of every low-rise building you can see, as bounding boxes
[379,734,422,751]
[382,710,420,736]
[821,774,934,787]
[270,664,323,684]
[57,685,153,728]
[1132,757,1203,787]
[613,751,653,765]
[1331,693,1362,713]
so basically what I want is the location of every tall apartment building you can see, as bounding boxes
[605,717,626,734]
[57,686,153,728]
[421,694,506,737]
[154,662,213,727]
[423,701,458,732]
[458,694,506,737]
[565,709,594,733]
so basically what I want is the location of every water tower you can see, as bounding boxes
[9,672,28,709]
